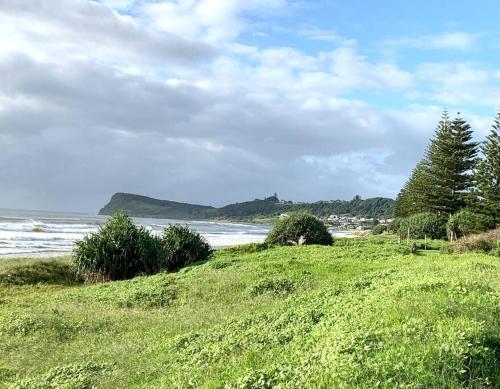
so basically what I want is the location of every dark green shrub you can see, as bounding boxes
[73,212,165,282]
[387,218,401,234]
[265,213,333,246]
[162,225,213,271]
[372,224,388,235]
[399,212,447,240]
[446,209,495,241]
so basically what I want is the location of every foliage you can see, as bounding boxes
[446,209,495,240]
[73,211,166,282]
[398,212,447,240]
[371,224,387,235]
[475,113,500,223]
[394,160,432,217]
[1,238,499,388]
[395,111,480,218]
[161,225,213,271]
[449,227,500,255]
[15,362,108,389]
[100,192,396,220]
[0,258,81,286]
[426,112,478,214]
[265,213,333,246]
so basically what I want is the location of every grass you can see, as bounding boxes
[0,237,498,388]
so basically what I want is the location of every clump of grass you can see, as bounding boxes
[0,259,82,286]
[249,277,297,297]
[449,227,500,255]
[219,242,270,256]
[14,362,108,389]
[62,273,178,309]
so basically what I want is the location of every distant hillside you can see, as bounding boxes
[99,193,395,221]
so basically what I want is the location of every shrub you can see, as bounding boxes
[387,218,401,234]
[162,225,213,271]
[450,227,500,255]
[73,212,165,282]
[372,224,388,235]
[265,213,333,246]
[446,209,495,241]
[398,212,447,240]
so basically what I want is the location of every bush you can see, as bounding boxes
[162,225,213,271]
[372,224,388,235]
[450,227,500,255]
[73,212,165,282]
[398,212,447,240]
[387,218,401,234]
[446,209,495,241]
[265,213,333,246]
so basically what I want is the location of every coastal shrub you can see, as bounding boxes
[387,218,401,234]
[398,212,447,240]
[73,212,165,282]
[265,213,333,246]
[161,225,213,271]
[372,224,387,235]
[446,209,495,241]
[450,227,500,255]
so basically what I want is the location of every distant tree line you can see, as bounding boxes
[394,110,499,237]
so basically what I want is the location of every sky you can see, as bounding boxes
[1,0,500,212]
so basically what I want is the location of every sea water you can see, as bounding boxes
[0,208,271,257]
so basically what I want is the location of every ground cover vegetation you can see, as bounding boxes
[0,236,499,388]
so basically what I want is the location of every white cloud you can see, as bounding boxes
[416,62,500,106]
[139,0,287,43]
[297,26,357,46]
[385,31,480,50]
[0,0,497,211]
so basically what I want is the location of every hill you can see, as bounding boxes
[1,237,498,387]
[99,192,395,220]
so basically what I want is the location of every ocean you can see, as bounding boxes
[0,208,272,257]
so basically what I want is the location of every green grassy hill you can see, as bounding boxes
[0,237,498,388]
[99,192,395,220]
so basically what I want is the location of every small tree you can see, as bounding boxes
[265,213,333,246]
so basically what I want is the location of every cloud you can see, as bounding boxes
[139,0,287,43]
[297,26,357,46]
[0,0,215,66]
[385,32,480,50]
[415,62,500,106]
[0,1,496,212]
[0,50,429,211]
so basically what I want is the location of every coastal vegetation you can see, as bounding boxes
[394,111,499,241]
[99,193,395,221]
[1,236,499,387]
[265,213,333,246]
[73,212,212,282]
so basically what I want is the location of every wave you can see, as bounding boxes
[0,214,270,257]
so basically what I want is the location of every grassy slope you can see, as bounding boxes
[0,238,498,388]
